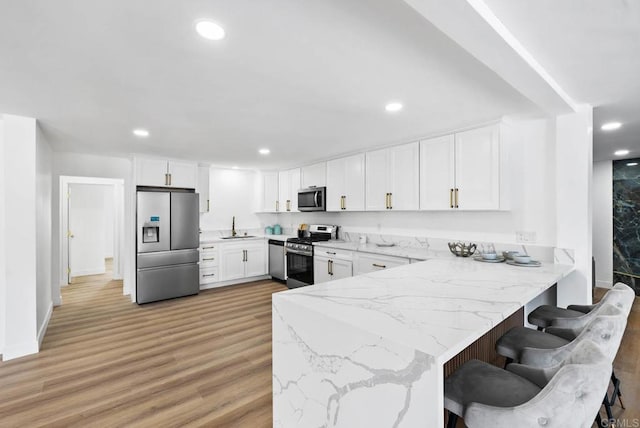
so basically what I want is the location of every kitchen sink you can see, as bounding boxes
[221,235,256,239]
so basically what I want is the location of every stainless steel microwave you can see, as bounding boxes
[297,187,326,211]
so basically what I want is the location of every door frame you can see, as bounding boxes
[59,176,125,286]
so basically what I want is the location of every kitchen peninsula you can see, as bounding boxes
[272,257,575,427]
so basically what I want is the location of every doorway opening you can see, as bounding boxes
[59,177,125,288]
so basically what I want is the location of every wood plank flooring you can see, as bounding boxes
[0,273,287,427]
[0,276,638,427]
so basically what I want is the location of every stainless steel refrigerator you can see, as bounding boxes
[136,190,199,304]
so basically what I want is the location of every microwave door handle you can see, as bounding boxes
[314,191,319,207]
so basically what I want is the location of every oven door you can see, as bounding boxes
[286,250,313,288]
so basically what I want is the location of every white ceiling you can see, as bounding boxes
[0,0,540,169]
[483,0,640,161]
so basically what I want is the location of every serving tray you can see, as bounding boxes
[506,260,542,267]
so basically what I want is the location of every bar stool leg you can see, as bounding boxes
[447,412,458,428]
[611,370,625,409]
[603,394,614,421]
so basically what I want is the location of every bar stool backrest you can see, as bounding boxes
[464,341,611,428]
[519,306,626,368]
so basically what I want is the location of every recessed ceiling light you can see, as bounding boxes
[231,166,239,170]
[627,162,638,166]
[195,20,226,41]
[614,149,630,156]
[259,148,270,155]
[601,122,622,131]
[385,102,403,112]
[133,129,149,137]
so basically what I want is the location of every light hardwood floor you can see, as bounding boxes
[0,276,637,427]
[0,273,287,427]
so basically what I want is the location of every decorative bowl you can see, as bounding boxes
[448,242,477,257]
[502,251,519,260]
[482,253,498,260]
[513,254,531,264]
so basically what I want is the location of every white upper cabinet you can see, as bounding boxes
[278,168,301,212]
[419,135,455,210]
[262,172,279,212]
[365,142,419,211]
[168,161,198,189]
[300,162,326,188]
[455,125,500,210]
[419,124,500,210]
[326,153,365,211]
[197,166,210,213]
[136,158,169,187]
[135,158,197,189]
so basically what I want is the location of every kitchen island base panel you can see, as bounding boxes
[273,298,444,427]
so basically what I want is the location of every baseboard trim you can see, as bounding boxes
[596,280,613,289]
[2,340,39,361]
[200,275,271,291]
[71,267,106,277]
[37,302,54,347]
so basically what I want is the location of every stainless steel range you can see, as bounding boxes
[285,224,338,289]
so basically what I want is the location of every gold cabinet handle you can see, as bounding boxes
[207,200,210,212]
[203,273,216,277]
[286,200,291,211]
[203,257,216,261]
[455,188,459,208]
[343,195,346,210]
[385,193,389,209]
[329,260,334,275]
[450,189,454,208]
[202,246,216,250]
[168,174,172,186]
[372,263,386,268]
[389,193,392,210]
[276,201,279,212]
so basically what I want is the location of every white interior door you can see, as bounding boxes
[69,184,108,280]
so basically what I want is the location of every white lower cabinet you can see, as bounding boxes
[353,252,409,275]
[314,247,354,284]
[199,243,219,286]
[220,241,267,281]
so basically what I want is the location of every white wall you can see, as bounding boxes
[0,118,5,356]
[200,168,264,232]
[68,184,108,277]
[104,186,114,258]
[52,152,133,304]
[1,114,39,360]
[36,124,53,346]
[555,105,593,306]
[593,160,613,288]
[261,118,558,246]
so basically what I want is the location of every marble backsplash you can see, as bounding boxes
[339,230,570,263]
[199,226,573,264]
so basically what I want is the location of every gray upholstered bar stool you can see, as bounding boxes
[495,306,626,420]
[528,283,634,330]
[444,340,611,428]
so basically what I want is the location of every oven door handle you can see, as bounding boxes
[286,248,312,257]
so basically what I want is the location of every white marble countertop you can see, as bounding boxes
[313,240,446,260]
[273,257,575,364]
[199,234,295,244]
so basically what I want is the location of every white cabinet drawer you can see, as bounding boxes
[314,247,353,261]
[200,252,218,266]
[354,253,409,275]
[200,243,219,266]
[200,266,219,284]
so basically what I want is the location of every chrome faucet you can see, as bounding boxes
[232,216,237,237]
